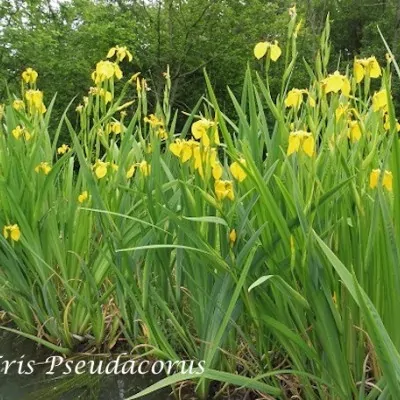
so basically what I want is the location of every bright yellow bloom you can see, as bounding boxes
[230,159,247,182]
[212,162,223,180]
[369,169,393,191]
[21,68,38,84]
[25,90,46,114]
[107,45,133,62]
[169,139,197,163]
[107,121,122,135]
[284,89,315,109]
[287,130,315,157]
[383,113,400,132]
[140,160,151,176]
[348,120,362,142]
[12,125,31,140]
[285,89,305,108]
[93,160,108,179]
[144,114,168,139]
[229,229,237,247]
[372,90,388,112]
[35,162,51,175]
[191,119,219,146]
[321,71,350,96]
[12,99,25,111]
[215,180,234,201]
[91,61,123,84]
[78,191,88,203]
[126,164,136,179]
[144,114,163,128]
[254,40,282,61]
[3,224,21,242]
[57,144,70,155]
[354,57,381,83]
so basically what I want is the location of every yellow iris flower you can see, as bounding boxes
[3,224,21,242]
[287,130,315,157]
[93,160,108,179]
[91,61,123,84]
[12,125,31,140]
[254,41,282,61]
[25,90,46,114]
[35,162,52,175]
[212,162,223,180]
[348,120,362,142]
[215,180,234,201]
[22,68,38,84]
[230,159,247,182]
[144,114,168,139]
[321,71,350,96]
[369,169,393,192]
[383,113,400,132]
[12,99,25,111]
[78,191,88,203]
[57,144,70,154]
[354,57,381,83]
[126,164,136,179]
[191,119,219,146]
[107,45,133,62]
[284,89,315,109]
[372,90,388,112]
[107,121,122,135]
[139,160,151,176]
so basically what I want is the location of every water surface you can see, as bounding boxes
[0,331,171,400]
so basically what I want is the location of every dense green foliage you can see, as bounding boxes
[3,2,400,399]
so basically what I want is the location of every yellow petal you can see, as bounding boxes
[95,164,107,179]
[285,89,303,108]
[369,169,380,189]
[322,72,343,93]
[341,78,351,97]
[169,141,182,157]
[212,163,223,180]
[254,42,268,60]
[287,134,301,156]
[191,120,206,139]
[372,90,387,112]
[383,171,393,192]
[302,136,315,157]
[126,165,135,179]
[349,121,362,142]
[10,225,21,242]
[181,144,192,163]
[107,47,117,58]
[354,61,365,83]
[269,41,282,62]
[230,160,247,182]
[368,57,382,78]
